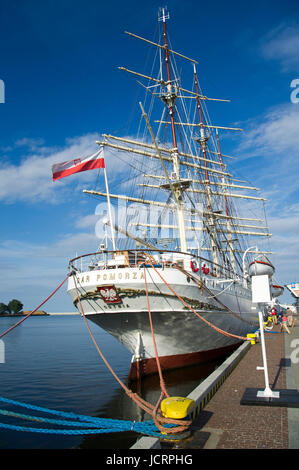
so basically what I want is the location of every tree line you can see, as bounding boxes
[0,299,23,315]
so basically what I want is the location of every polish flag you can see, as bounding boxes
[52,150,105,181]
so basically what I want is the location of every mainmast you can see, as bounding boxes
[159,7,187,252]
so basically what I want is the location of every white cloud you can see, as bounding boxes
[229,100,299,303]
[233,103,299,218]
[0,133,101,203]
[268,215,299,235]
[0,231,99,309]
[269,231,299,284]
[0,133,138,204]
[75,214,99,229]
[237,103,299,157]
[260,25,299,71]
[14,137,46,151]
[0,232,98,260]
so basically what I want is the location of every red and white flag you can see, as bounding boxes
[52,150,105,181]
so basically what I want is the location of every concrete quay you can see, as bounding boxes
[174,322,299,449]
[131,320,299,450]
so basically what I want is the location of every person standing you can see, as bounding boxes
[287,308,294,328]
[281,313,291,334]
[270,306,278,325]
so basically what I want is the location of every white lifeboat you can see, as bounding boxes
[271,285,284,297]
[248,258,275,277]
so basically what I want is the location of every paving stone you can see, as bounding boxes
[179,326,289,449]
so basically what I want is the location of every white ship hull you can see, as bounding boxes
[67,261,258,380]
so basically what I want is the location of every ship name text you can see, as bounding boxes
[77,270,145,285]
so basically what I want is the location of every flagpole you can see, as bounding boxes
[103,154,116,251]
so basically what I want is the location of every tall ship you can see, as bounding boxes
[65,8,282,380]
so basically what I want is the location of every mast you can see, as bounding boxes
[193,64,209,182]
[193,64,219,265]
[86,9,271,266]
[159,7,187,252]
[103,162,116,251]
[216,130,236,272]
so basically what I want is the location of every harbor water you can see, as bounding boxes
[0,315,225,449]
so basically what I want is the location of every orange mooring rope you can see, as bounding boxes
[143,266,172,433]
[72,273,191,435]
[143,266,169,398]
[0,272,72,340]
[174,263,256,327]
[71,253,252,434]
[143,258,249,342]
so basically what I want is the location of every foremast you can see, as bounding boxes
[159,7,187,252]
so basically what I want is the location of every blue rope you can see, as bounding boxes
[0,408,118,428]
[264,330,279,334]
[0,396,111,424]
[0,396,181,439]
[0,422,125,435]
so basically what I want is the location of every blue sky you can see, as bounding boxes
[1,0,299,311]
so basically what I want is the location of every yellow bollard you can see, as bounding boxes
[160,396,195,419]
[247,333,256,345]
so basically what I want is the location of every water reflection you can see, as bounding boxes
[78,357,225,449]
[0,316,230,449]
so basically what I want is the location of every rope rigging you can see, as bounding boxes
[0,251,259,439]
[72,273,192,436]
[172,261,257,327]
[0,273,72,340]
[141,256,251,341]
[0,270,191,438]
[0,396,178,438]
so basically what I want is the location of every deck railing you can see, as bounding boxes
[69,249,244,282]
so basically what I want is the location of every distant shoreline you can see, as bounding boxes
[0,313,47,317]
[0,312,79,317]
[48,312,79,315]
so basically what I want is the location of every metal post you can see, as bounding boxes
[256,310,280,399]
[103,165,116,251]
[242,245,257,287]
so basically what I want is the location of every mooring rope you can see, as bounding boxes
[72,273,192,435]
[143,266,169,397]
[0,272,72,340]
[0,396,178,437]
[0,268,192,438]
[173,262,256,327]
[142,258,250,342]
[0,255,258,438]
